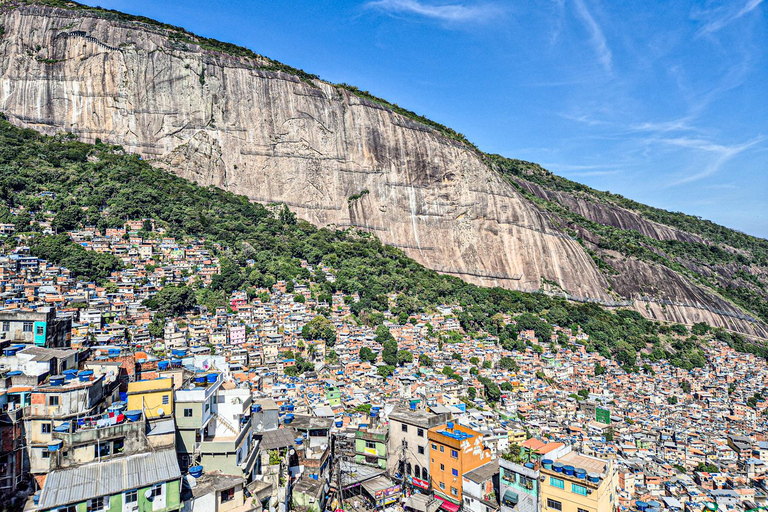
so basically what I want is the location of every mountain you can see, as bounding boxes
[0,0,766,338]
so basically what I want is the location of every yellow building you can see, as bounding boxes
[127,378,174,419]
[539,452,617,512]
[508,429,527,446]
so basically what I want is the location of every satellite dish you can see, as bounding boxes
[157,408,165,417]
[145,489,154,501]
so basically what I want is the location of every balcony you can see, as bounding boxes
[53,417,146,447]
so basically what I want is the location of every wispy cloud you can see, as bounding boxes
[571,0,612,73]
[662,136,764,187]
[364,0,504,23]
[696,0,764,36]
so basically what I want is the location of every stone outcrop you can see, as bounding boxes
[0,3,765,337]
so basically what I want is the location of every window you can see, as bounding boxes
[451,487,458,496]
[41,450,49,459]
[439,482,446,490]
[572,483,588,496]
[150,485,163,498]
[451,449,458,459]
[440,464,445,472]
[578,508,590,512]
[550,477,564,489]
[440,446,444,453]
[547,499,562,511]
[36,325,44,335]
[431,443,437,450]
[520,475,535,491]
[184,408,193,417]
[414,465,421,478]
[2,321,8,331]
[42,423,51,434]
[125,490,138,504]
[48,396,59,406]
[418,446,425,455]
[365,441,377,449]
[23,321,33,332]
[55,506,76,512]
[418,428,424,437]
[402,424,408,433]
[221,487,235,502]
[452,468,459,477]
[162,394,170,405]
[87,497,106,512]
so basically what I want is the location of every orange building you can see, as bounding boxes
[428,422,492,508]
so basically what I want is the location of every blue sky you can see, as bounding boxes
[81,0,768,238]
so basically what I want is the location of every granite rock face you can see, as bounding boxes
[0,4,764,336]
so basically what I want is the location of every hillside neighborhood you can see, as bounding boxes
[0,216,766,512]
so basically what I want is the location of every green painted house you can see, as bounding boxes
[355,428,387,469]
[326,385,341,406]
[37,450,182,512]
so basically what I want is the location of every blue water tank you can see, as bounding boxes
[158,361,170,370]
[447,422,454,430]
[50,375,65,387]
[78,370,94,382]
[206,373,218,384]
[189,465,204,478]
[563,465,575,476]
[542,459,554,470]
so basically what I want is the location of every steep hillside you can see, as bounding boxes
[0,0,766,337]
[4,115,765,370]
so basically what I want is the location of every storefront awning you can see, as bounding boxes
[435,495,460,512]
[503,490,519,507]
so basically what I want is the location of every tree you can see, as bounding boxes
[359,346,377,363]
[467,387,477,400]
[293,293,305,303]
[143,284,196,317]
[451,352,462,362]
[691,322,710,336]
[680,380,691,393]
[418,354,433,367]
[470,356,480,366]
[397,350,413,365]
[501,381,514,391]
[498,356,520,372]
[502,443,525,463]
[478,376,501,402]
[210,257,244,294]
[482,360,492,369]
[577,389,590,400]
[301,315,336,346]
[594,363,606,376]
[694,462,719,473]
[378,365,395,378]
[604,427,614,442]
[382,340,399,366]
[374,324,394,345]
[667,395,678,405]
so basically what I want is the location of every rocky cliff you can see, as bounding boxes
[0,2,765,337]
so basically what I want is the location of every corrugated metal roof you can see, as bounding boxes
[39,450,181,508]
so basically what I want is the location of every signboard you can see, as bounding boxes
[596,407,611,424]
[410,477,429,490]
[375,484,402,507]
[364,447,379,457]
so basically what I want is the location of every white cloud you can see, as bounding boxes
[696,0,764,35]
[364,0,504,23]
[662,136,764,187]
[571,0,612,73]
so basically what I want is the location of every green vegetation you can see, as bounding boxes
[359,346,377,363]
[418,354,433,367]
[694,462,719,473]
[0,116,763,370]
[300,316,336,346]
[142,284,196,317]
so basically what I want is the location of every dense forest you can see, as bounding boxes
[1,116,766,370]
